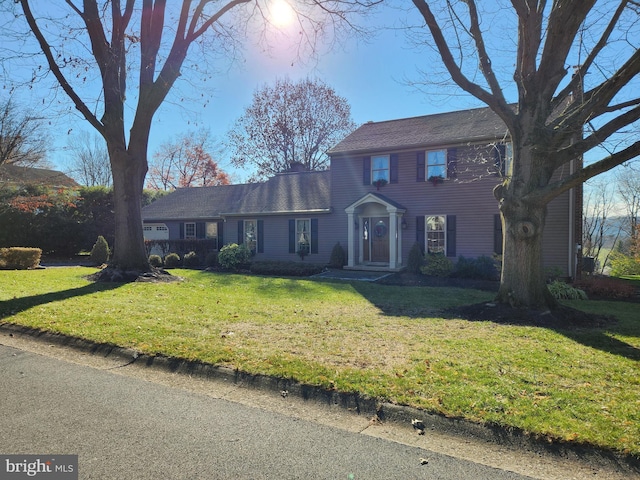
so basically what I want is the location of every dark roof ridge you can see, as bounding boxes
[361,104,514,126]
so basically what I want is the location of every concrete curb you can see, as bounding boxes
[2,322,638,474]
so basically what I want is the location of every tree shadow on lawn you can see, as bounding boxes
[0,282,124,321]
[444,301,640,362]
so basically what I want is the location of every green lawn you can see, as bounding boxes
[1,267,638,457]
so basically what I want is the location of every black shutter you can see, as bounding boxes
[494,214,503,255]
[196,222,205,239]
[288,219,296,253]
[311,219,319,254]
[447,148,457,179]
[217,221,224,249]
[494,144,506,176]
[390,154,399,184]
[416,216,425,253]
[179,223,184,239]
[237,221,243,245]
[257,220,264,253]
[446,215,456,257]
[416,152,425,182]
[363,156,371,185]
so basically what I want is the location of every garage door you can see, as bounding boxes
[143,224,169,240]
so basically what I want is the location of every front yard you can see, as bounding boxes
[0,267,638,458]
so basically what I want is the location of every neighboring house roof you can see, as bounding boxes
[0,164,79,188]
[142,170,331,221]
[329,105,510,156]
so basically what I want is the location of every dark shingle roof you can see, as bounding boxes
[0,164,79,188]
[329,106,510,155]
[228,170,331,215]
[141,170,331,221]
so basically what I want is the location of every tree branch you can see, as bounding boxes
[532,140,640,205]
[411,0,516,130]
[552,0,629,111]
[20,0,104,134]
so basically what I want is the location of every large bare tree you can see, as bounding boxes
[67,132,112,187]
[229,77,357,181]
[12,0,376,276]
[0,98,49,168]
[409,0,640,309]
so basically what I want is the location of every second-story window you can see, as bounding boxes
[371,155,390,183]
[426,150,447,180]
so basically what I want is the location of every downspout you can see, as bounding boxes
[568,159,575,279]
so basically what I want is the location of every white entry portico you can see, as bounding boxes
[344,193,406,270]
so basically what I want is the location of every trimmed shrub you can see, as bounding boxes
[183,251,201,267]
[250,261,325,277]
[89,236,110,265]
[453,255,500,280]
[328,242,347,269]
[217,243,252,271]
[148,254,163,267]
[164,253,181,268]
[548,280,588,300]
[406,243,425,273]
[0,247,42,269]
[205,252,218,268]
[420,253,453,277]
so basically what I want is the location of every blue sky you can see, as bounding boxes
[44,3,492,183]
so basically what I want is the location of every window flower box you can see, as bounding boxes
[428,175,445,186]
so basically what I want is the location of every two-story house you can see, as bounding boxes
[142,106,581,277]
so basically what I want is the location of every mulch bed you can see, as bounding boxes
[376,272,615,330]
[376,271,499,291]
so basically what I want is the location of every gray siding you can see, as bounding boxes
[329,142,574,275]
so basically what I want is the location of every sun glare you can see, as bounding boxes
[270,0,295,28]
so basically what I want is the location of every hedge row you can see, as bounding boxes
[0,247,42,269]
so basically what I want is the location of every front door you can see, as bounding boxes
[367,217,389,263]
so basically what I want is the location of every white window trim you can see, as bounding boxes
[205,222,219,250]
[296,218,311,253]
[426,149,448,180]
[425,215,447,255]
[184,222,196,239]
[371,154,390,184]
[244,219,257,251]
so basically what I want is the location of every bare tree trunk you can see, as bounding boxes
[108,145,149,272]
[496,192,558,310]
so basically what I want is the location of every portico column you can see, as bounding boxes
[389,213,398,269]
[347,212,355,267]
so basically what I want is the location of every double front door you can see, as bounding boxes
[362,216,389,263]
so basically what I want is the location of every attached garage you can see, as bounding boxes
[143,224,169,241]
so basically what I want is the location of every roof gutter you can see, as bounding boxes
[219,208,333,217]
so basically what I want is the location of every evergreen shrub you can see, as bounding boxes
[164,253,181,268]
[407,243,425,273]
[0,247,42,269]
[217,243,251,271]
[89,236,110,265]
[328,242,347,269]
[420,253,453,277]
[183,251,201,267]
[148,254,163,267]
